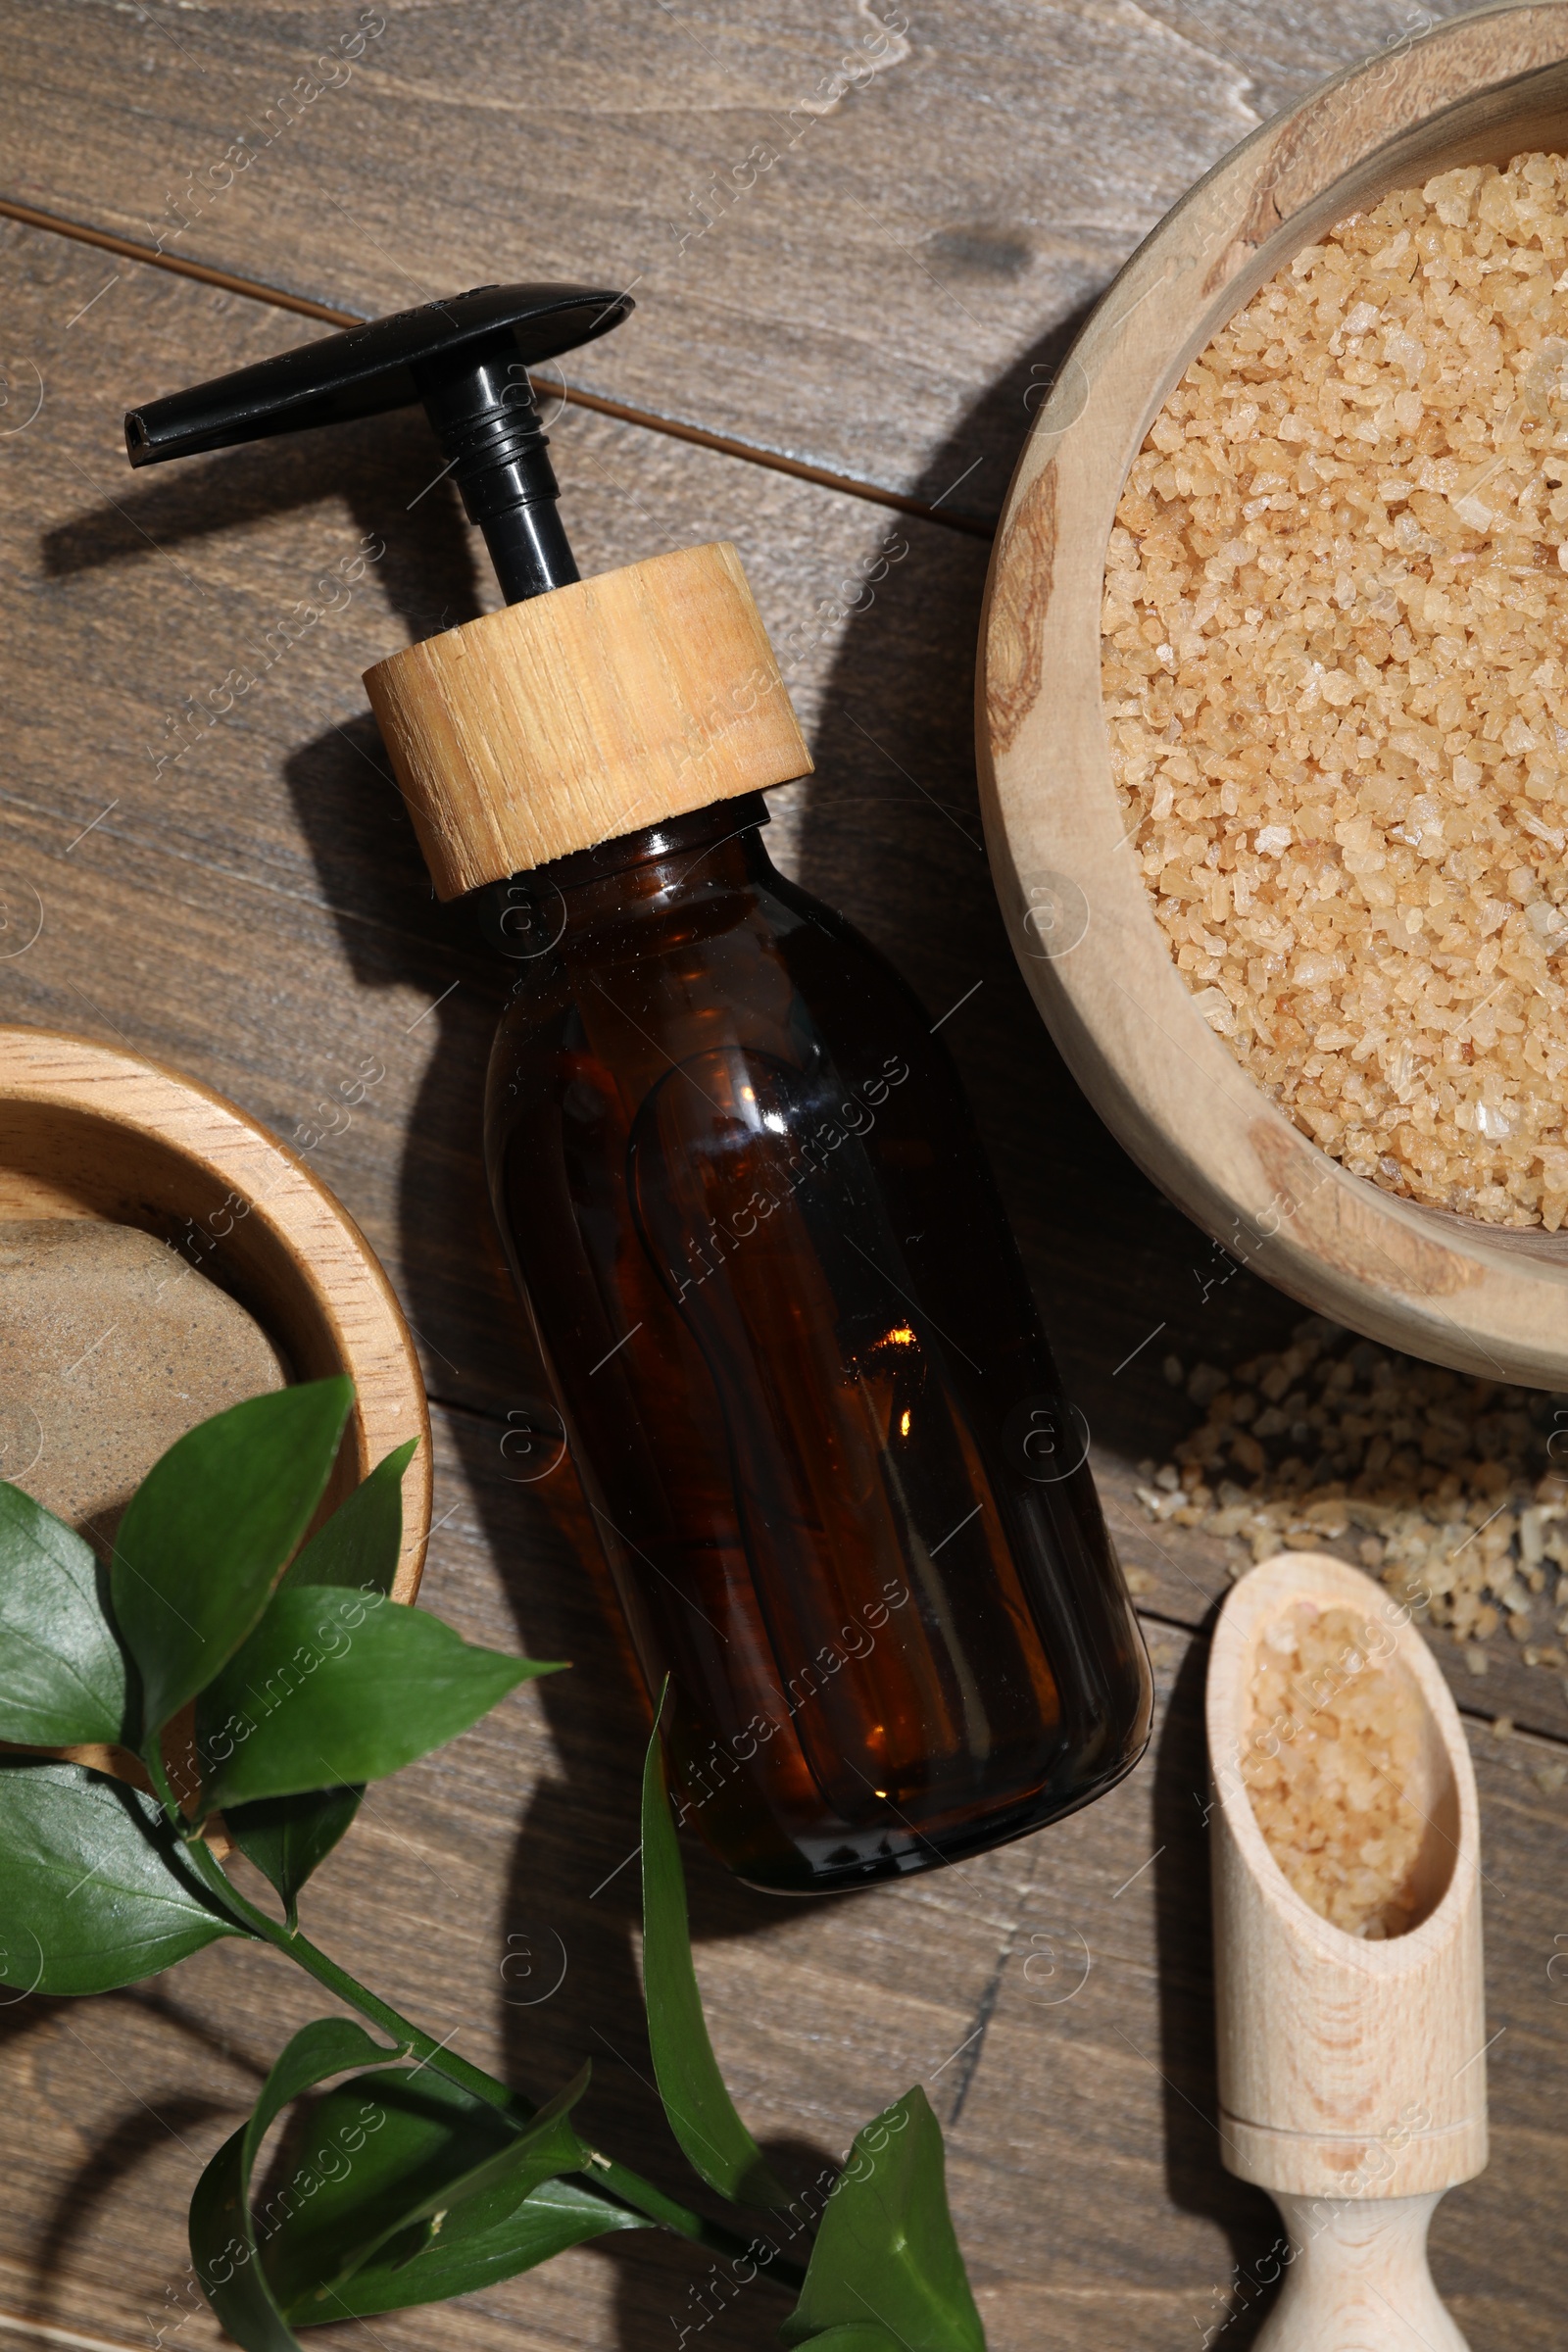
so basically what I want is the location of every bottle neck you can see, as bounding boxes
[415,348,579,602]
[476,794,772,960]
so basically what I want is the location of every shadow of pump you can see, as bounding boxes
[37,309,1316,2348]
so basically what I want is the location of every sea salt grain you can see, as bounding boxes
[1142,1312,1568,1679]
[1102,152,1568,1228]
[1243,1600,1426,1937]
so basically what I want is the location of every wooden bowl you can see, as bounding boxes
[979,2,1568,1389]
[0,1025,430,1596]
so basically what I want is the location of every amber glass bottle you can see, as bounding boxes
[122,286,1148,1890]
[485,794,1151,1894]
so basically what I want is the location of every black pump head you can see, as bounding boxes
[124,282,634,604]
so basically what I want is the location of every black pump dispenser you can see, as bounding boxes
[124,282,632,603]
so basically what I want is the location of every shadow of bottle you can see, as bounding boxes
[786,311,1303,1463]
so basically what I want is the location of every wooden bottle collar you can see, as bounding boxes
[363,541,812,901]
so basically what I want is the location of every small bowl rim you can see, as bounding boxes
[0,1020,431,1598]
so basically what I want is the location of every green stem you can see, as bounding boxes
[145,1759,802,2288]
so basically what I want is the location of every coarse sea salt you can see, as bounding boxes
[1102,151,1568,1228]
[1242,1601,1426,1937]
[1139,1316,1568,1690]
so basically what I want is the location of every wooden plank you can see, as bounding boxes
[8,211,1568,1752]
[0,214,985,1399]
[0,1482,1562,2352]
[0,234,1298,1443]
[4,176,1568,2352]
[0,211,1223,1426]
[0,0,1483,517]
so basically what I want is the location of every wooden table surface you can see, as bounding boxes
[2,5,1565,2349]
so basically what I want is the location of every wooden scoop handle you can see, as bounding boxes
[1255,2191,1467,2351]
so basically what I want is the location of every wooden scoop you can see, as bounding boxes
[1206,1551,1487,2351]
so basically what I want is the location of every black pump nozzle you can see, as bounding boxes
[124,282,633,604]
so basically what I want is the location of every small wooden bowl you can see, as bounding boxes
[980,3,1568,1388]
[0,1025,430,1596]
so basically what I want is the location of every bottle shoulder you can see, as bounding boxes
[490,865,939,1068]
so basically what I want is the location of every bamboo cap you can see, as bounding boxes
[363,540,812,900]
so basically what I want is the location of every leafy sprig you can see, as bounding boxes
[0,1381,983,2350]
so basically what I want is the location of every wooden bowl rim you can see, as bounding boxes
[1206,1551,1480,1974]
[0,1022,431,1598]
[979,1,1568,1387]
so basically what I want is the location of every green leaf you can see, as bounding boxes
[220,1441,418,1919]
[260,2065,509,2311]
[275,2064,592,2314]
[780,2089,984,2352]
[189,2017,403,2352]
[0,1483,128,1745]
[113,1379,354,1744]
[259,2064,643,2323]
[641,1697,787,2208]
[308,2176,642,2321]
[223,1786,365,1929]
[0,1758,245,1994]
[196,1589,560,1813]
[280,1441,416,1596]
[787,2331,904,2352]
[334,2062,591,2281]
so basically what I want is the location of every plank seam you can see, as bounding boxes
[0,2309,149,2352]
[0,195,994,539]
